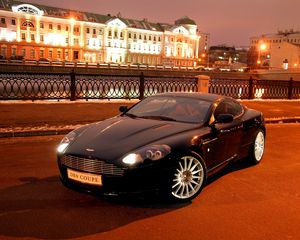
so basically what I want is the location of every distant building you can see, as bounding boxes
[208,45,248,68]
[0,1,202,66]
[249,29,300,69]
[197,32,209,65]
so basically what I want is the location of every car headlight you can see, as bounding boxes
[122,144,171,165]
[57,131,77,153]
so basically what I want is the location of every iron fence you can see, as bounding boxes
[0,71,299,100]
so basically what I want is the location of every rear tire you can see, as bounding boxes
[167,153,206,203]
[249,129,265,164]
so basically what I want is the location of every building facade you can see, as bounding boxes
[0,1,202,66]
[249,30,300,69]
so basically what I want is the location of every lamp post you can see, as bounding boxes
[257,43,267,68]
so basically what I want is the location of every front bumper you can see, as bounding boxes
[57,155,174,195]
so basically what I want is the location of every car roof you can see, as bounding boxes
[151,92,223,102]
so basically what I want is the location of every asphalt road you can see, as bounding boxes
[0,124,299,240]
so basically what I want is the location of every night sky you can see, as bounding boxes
[23,0,300,47]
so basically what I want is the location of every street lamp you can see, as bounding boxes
[257,43,267,68]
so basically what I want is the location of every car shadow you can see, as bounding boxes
[206,157,254,185]
[0,176,188,239]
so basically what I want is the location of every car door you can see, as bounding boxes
[202,99,244,171]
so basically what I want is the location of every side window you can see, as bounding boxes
[214,99,243,119]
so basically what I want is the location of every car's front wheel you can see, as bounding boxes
[168,153,206,202]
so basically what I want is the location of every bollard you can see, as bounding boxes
[196,75,209,93]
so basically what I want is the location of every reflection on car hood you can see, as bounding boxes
[66,116,198,164]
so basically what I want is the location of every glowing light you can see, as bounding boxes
[260,43,267,51]
[44,33,66,46]
[257,60,261,64]
[201,53,206,57]
[69,18,76,24]
[0,29,17,42]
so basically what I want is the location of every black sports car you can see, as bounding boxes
[57,93,265,202]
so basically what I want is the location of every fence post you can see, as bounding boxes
[248,76,254,99]
[288,77,294,99]
[70,69,76,101]
[196,75,209,93]
[139,72,145,100]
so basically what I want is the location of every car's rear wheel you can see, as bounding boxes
[250,129,265,164]
[168,153,206,202]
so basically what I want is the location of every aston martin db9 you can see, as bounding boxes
[57,93,265,202]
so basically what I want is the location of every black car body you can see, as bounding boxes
[57,93,265,202]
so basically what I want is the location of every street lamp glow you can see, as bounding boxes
[260,43,267,51]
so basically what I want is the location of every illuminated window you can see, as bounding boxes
[40,35,44,42]
[49,50,53,58]
[21,33,26,41]
[99,29,103,35]
[40,49,44,57]
[11,19,16,25]
[21,49,26,57]
[40,22,44,28]
[1,47,7,57]
[49,24,53,30]
[65,38,68,44]
[65,51,69,60]
[1,18,5,24]
[31,34,35,41]
[57,50,61,59]
[30,49,35,59]
[74,38,79,45]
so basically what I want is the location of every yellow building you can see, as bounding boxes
[0,1,201,66]
[249,30,300,69]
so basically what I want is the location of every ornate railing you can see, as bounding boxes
[0,72,299,100]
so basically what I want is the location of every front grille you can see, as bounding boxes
[60,155,125,176]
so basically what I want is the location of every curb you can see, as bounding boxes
[0,117,299,139]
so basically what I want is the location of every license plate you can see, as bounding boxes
[67,169,102,186]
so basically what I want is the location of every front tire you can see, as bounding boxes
[250,129,265,164]
[168,153,206,202]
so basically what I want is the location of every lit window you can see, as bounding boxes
[21,33,26,41]
[49,50,53,58]
[49,24,53,30]
[30,49,35,59]
[40,49,44,57]
[40,35,44,42]
[31,34,35,41]
[57,50,61,59]
[40,22,44,28]
[21,49,26,57]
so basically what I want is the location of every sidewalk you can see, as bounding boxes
[0,99,299,138]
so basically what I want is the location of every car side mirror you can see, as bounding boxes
[215,114,234,124]
[119,106,128,113]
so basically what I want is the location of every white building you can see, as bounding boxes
[0,1,202,66]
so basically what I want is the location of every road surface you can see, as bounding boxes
[0,124,299,240]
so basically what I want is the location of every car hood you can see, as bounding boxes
[65,116,199,164]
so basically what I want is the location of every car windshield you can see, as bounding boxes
[125,96,212,124]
